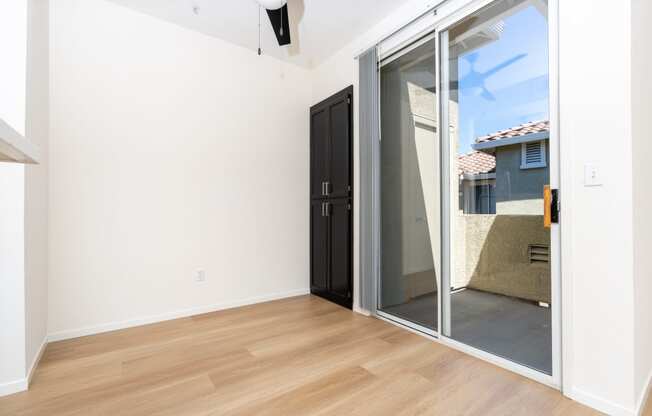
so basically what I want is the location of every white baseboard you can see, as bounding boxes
[353,306,371,316]
[2,290,309,398]
[0,378,28,398]
[571,373,652,416]
[0,337,47,398]
[568,387,635,416]
[27,337,48,386]
[47,288,310,342]
[636,370,652,416]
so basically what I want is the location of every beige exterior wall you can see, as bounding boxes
[496,198,544,215]
[454,214,551,303]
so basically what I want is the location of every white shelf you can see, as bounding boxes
[0,118,39,164]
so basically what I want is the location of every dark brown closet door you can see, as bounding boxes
[309,86,353,310]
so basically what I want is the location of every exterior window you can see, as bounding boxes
[474,184,496,214]
[520,141,546,169]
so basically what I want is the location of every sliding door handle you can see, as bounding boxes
[324,202,330,217]
[544,185,559,228]
[551,189,559,224]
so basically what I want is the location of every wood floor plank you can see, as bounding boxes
[643,392,652,416]
[225,366,378,416]
[318,371,437,416]
[0,295,600,416]
[69,375,216,416]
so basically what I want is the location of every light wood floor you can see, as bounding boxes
[0,295,604,415]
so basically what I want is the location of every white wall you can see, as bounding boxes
[559,1,636,413]
[632,0,652,412]
[47,0,312,338]
[310,0,642,414]
[0,0,28,395]
[0,1,27,135]
[25,0,50,378]
[0,164,26,393]
[0,0,49,396]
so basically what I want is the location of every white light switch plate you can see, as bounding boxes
[584,164,602,187]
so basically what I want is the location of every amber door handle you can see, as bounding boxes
[544,185,552,228]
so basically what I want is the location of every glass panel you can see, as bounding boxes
[379,38,439,331]
[442,0,551,374]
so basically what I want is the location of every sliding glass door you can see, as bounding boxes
[378,37,440,332]
[440,0,552,375]
[376,0,555,377]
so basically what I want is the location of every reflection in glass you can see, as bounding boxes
[443,0,552,373]
[379,39,439,331]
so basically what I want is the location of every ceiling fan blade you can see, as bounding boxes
[266,4,291,46]
[481,53,527,78]
[481,87,497,101]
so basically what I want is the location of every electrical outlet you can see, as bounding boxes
[195,269,206,282]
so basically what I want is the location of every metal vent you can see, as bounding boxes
[528,244,549,263]
[526,142,542,163]
[521,141,546,169]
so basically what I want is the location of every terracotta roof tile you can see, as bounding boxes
[458,151,495,176]
[475,120,549,144]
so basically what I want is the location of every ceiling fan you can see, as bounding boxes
[458,52,527,101]
[255,0,291,54]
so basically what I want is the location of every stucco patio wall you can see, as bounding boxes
[454,214,551,303]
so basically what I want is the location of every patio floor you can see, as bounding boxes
[382,288,552,374]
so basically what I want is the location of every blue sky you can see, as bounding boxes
[457,5,549,153]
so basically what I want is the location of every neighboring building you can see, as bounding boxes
[458,150,496,214]
[459,120,550,215]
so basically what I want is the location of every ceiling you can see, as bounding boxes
[108,0,410,68]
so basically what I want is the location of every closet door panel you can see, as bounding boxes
[310,108,329,200]
[310,200,329,293]
[329,199,352,306]
[328,97,352,199]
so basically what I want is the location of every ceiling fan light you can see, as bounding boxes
[255,0,287,10]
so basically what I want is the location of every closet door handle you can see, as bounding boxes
[321,182,326,196]
[324,202,330,217]
[324,182,330,196]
